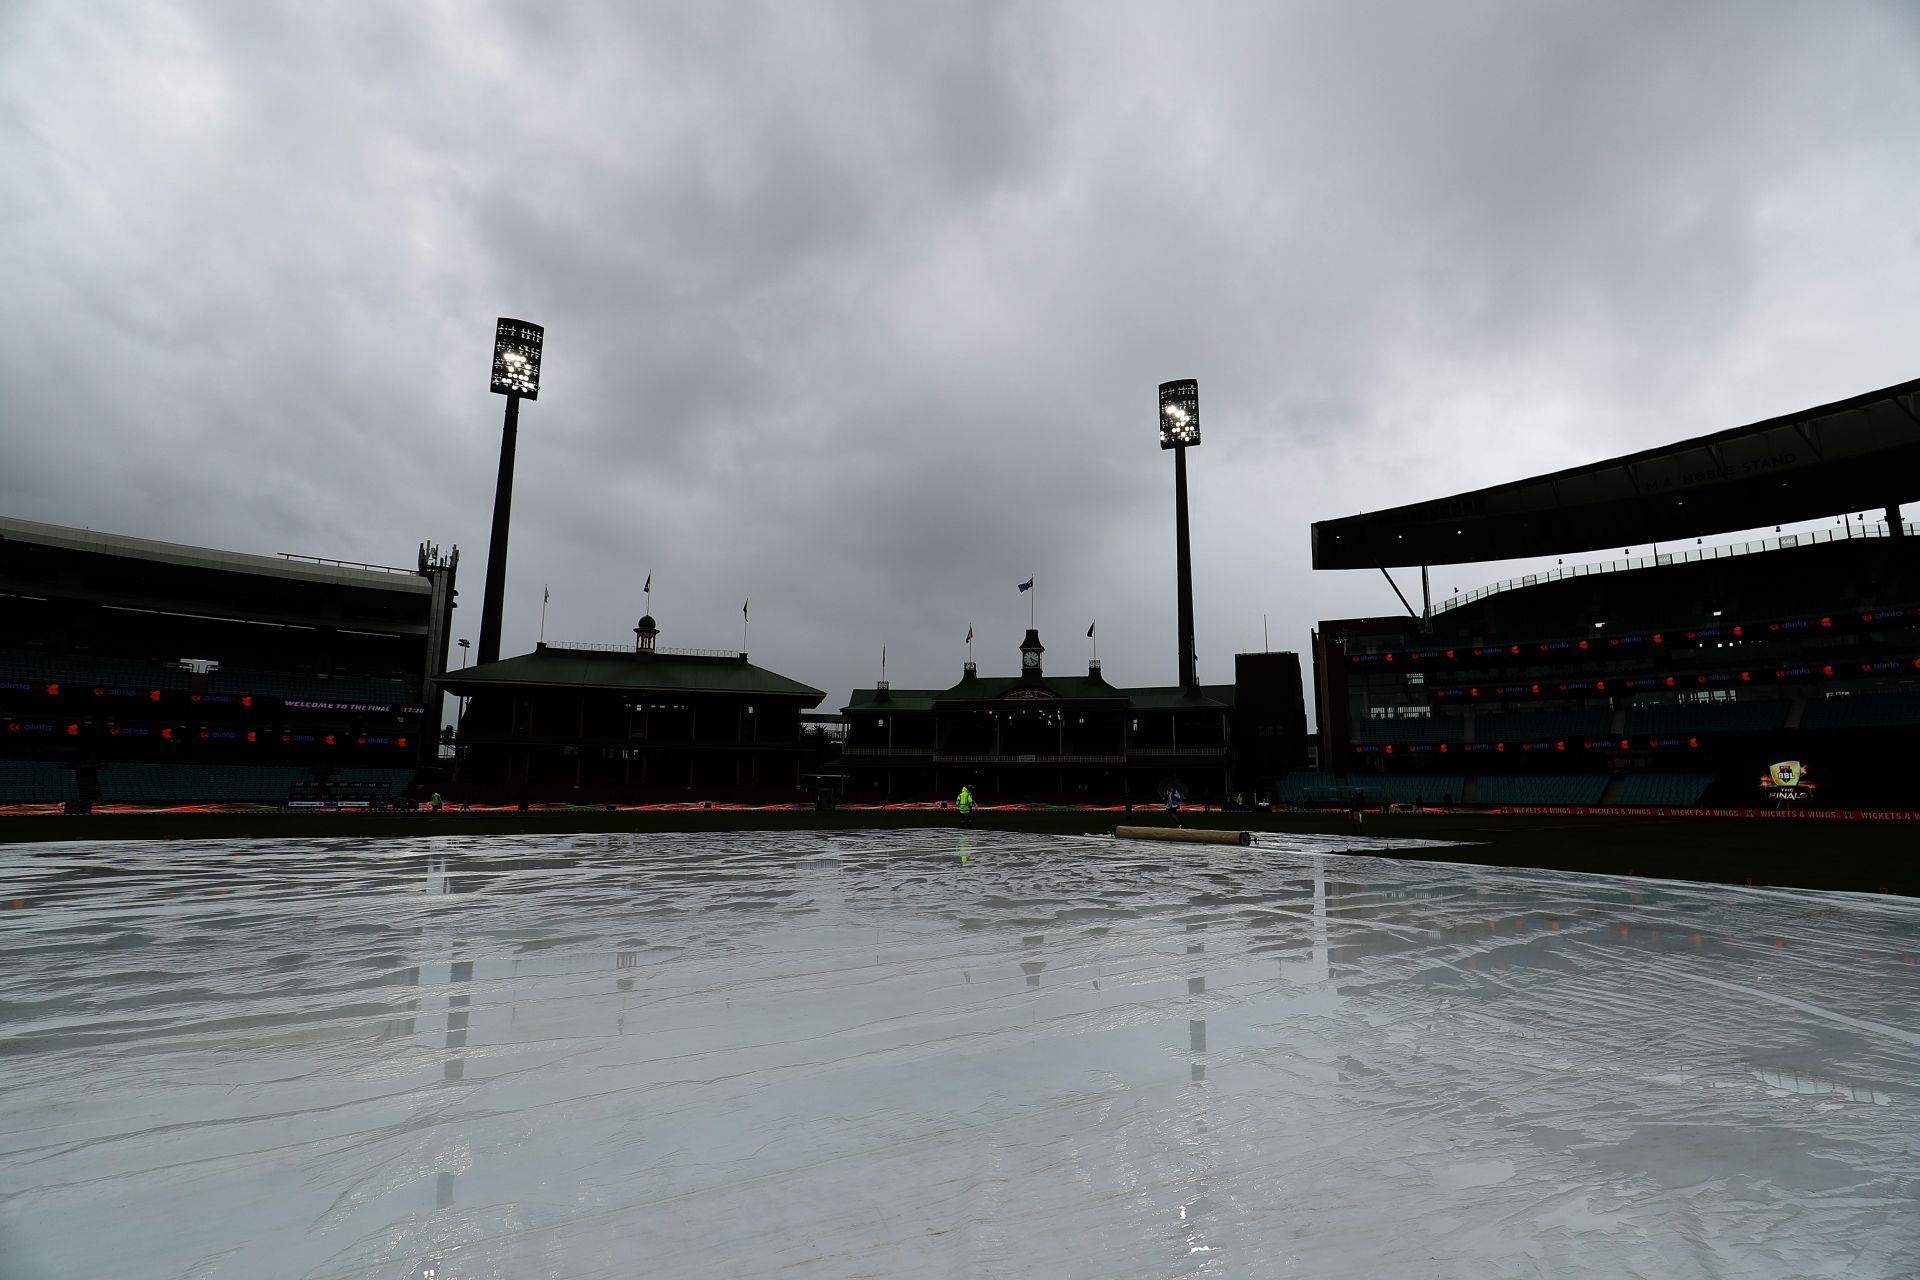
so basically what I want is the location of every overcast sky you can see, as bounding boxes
[5,1,1919,707]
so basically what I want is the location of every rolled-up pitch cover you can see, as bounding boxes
[1114,826,1251,846]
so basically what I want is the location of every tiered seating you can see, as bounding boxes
[332,767,415,796]
[1477,709,1610,741]
[1355,775,1464,805]
[1623,699,1789,736]
[289,778,399,806]
[1475,774,1608,805]
[96,764,310,803]
[0,651,193,691]
[1615,773,1714,806]
[1356,716,1464,745]
[1802,691,1920,730]
[207,669,411,703]
[0,760,79,803]
[0,653,410,704]
[1273,771,1338,803]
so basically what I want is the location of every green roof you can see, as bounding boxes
[1126,683,1235,709]
[844,688,942,712]
[844,671,1231,713]
[438,643,825,705]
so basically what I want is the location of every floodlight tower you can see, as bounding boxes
[1159,379,1201,691]
[477,318,544,665]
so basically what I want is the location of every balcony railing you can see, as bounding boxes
[1434,521,1918,615]
[934,753,1128,765]
[545,640,743,658]
[454,731,797,750]
[276,552,417,576]
[839,744,1229,762]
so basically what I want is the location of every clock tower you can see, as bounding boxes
[1019,628,1045,679]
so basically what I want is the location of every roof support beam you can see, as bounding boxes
[1376,564,1419,620]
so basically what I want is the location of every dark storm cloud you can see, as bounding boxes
[4,0,1918,707]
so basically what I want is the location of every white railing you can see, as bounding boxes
[1128,746,1229,757]
[933,753,1128,765]
[1433,522,1917,615]
[546,640,742,658]
[276,552,417,576]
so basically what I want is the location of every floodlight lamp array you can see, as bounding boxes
[491,317,544,399]
[1158,379,1199,448]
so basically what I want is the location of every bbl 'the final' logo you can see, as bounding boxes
[1759,759,1815,803]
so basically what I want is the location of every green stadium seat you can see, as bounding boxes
[0,652,193,692]
[206,669,411,703]
[96,764,312,804]
[1274,771,1337,803]
[0,760,80,804]
[1614,773,1714,806]
[1802,691,1920,730]
[1356,717,1465,745]
[332,767,416,797]
[1477,709,1611,741]
[1474,774,1608,805]
[1351,776,1464,805]
[1623,699,1789,736]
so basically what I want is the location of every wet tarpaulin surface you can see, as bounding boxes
[1,832,1916,1279]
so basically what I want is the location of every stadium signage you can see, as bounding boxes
[1636,459,1800,493]
[283,699,426,714]
[1491,805,1918,822]
[1634,437,1807,494]
[1760,759,1815,803]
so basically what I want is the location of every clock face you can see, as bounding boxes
[1022,650,1040,668]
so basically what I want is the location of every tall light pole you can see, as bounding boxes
[453,637,472,748]
[477,318,544,665]
[1159,379,1200,691]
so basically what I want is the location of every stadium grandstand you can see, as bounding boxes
[1298,375,1920,811]
[0,517,457,809]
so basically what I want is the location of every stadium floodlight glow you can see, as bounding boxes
[491,318,544,400]
[1158,378,1200,449]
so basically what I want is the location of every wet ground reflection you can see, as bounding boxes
[1,830,1917,1278]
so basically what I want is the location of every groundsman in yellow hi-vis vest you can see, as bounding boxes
[956,785,975,826]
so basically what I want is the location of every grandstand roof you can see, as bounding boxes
[438,643,826,704]
[0,516,433,591]
[1312,376,1920,569]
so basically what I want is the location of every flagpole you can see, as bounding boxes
[539,586,548,644]
[742,599,749,653]
[1029,576,1035,628]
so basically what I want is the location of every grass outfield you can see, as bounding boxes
[0,807,1912,897]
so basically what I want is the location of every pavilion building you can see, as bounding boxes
[840,629,1303,807]
[438,613,825,804]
